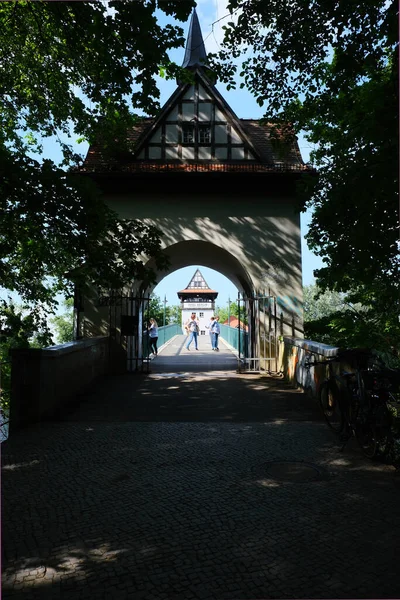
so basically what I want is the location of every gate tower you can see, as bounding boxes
[77,9,312,370]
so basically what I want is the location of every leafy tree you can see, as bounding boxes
[303,285,348,322]
[303,285,399,366]
[0,298,53,350]
[168,304,182,325]
[215,301,247,325]
[50,298,74,344]
[0,299,53,415]
[147,295,165,327]
[1,1,195,338]
[211,0,399,347]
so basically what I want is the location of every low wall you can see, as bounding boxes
[10,337,119,428]
[282,337,339,398]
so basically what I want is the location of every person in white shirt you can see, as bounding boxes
[205,316,215,349]
[211,316,221,351]
[148,318,159,356]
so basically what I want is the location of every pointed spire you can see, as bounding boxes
[182,9,208,70]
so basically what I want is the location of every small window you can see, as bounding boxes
[199,124,211,143]
[199,312,204,317]
[182,124,194,143]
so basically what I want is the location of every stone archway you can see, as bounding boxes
[142,240,253,298]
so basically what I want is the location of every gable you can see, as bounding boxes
[134,74,260,162]
[186,269,210,290]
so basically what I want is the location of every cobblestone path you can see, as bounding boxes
[2,337,400,599]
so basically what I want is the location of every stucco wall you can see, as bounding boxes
[79,173,304,343]
[106,192,302,298]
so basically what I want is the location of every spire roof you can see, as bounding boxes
[182,9,208,71]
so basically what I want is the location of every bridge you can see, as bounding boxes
[2,330,400,599]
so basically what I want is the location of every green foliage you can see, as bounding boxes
[303,285,348,322]
[215,301,247,325]
[168,304,182,325]
[147,295,165,327]
[0,298,53,415]
[0,0,195,343]
[212,1,399,323]
[146,295,181,327]
[303,285,400,366]
[50,298,74,344]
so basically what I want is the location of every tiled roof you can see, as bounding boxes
[222,316,249,331]
[239,120,303,165]
[81,118,309,174]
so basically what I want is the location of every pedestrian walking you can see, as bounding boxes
[205,316,215,349]
[185,312,200,351]
[148,318,158,356]
[211,315,220,351]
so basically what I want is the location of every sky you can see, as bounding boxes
[3,0,324,315]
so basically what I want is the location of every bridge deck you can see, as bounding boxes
[2,336,400,599]
[146,333,239,373]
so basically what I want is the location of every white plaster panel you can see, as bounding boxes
[165,124,179,143]
[182,103,195,121]
[198,85,211,100]
[183,85,195,100]
[198,103,212,121]
[148,146,161,159]
[215,147,228,159]
[165,146,179,159]
[182,147,195,160]
[215,124,228,143]
[230,127,242,143]
[198,147,212,160]
[215,107,225,121]
[150,128,161,143]
[167,106,179,121]
[232,147,245,159]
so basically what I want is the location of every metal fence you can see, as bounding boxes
[219,324,248,355]
[143,324,182,358]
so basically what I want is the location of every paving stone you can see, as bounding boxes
[2,363,400,599]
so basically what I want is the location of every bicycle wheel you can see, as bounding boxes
[355,414,378,458]
[319,380,344,433]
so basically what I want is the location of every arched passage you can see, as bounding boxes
[141,240,253,298]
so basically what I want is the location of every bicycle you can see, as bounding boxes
[306,349,398,459]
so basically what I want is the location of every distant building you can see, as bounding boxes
[223,316,248,331]
[177,269,217,335]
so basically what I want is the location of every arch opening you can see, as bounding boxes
[140,240,254,298]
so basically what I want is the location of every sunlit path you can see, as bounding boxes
[151,334,238,373]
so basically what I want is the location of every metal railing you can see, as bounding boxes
[219,324,248,355]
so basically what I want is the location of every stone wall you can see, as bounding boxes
[282,337,339,398]
[10,337,123,428]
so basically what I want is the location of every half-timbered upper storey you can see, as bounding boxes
[135,75,259,163]
[82,9,307,174]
